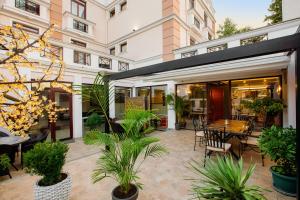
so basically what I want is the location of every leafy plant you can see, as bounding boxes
[121,108,158,139]
[0,154,10,171]
[166,94,190,124]
[258,126,296,176]
[83,131,167,197]
[23,142,69,186]
[188,156,267,200]
[86,113,103,130]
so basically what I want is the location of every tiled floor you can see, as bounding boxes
[0,130,296,200]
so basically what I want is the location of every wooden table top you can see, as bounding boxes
[208,119,248,134]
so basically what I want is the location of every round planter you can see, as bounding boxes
[270,166,296,197]
[34,173,71,200]
[112,184,139,200]
[175,123,181,130]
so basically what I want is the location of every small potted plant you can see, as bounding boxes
[0,154,11,177]
[258,126,296,196]
[84,131,167,200]
[188,156,267,199]
[23,142,71,200]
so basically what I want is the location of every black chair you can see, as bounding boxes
[192,115,206,151]
[203,127,231,167]
[0,145,18,171]
[21,129,49,167]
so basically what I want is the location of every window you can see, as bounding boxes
[41,45,63,59]
[241,34,268,46]
[190,38,196,45]
[194,17,200,29]
[110,9,115,18]
[118,61,129,71]
[207,44,227,53]
[99,56,112,69]
[208,33,213,40]
[71,0,86,19]
[110,47,115,55]
[73,20,88,33]
[12,22,39,34]
[74,51,90,65]
[71,39,87,47]
[120,42,127,53]
[204,13,208,27]
[15,0,40,15]
[181,50,197,58]
[120,1,127,11]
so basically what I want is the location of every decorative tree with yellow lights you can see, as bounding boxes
[0,24,71,137]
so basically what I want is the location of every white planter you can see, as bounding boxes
[34,173,71,200]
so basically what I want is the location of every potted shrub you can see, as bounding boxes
[0,154,11,177]
[258,126,296,196]
[188,156,267,199]
[23,142,71,200]
[85,112,103,130]
[84,131,167,200]
[166,94,190,130]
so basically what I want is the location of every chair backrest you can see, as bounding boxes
[204,127,226,150]
[192,115,206,132]
[0,145,16,163]
[244,118,255,136]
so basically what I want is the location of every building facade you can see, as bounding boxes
[0,0,215,139]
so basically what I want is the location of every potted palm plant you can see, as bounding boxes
[188,156,267,199]
[258,126,296,196]
[23,142,71,200]
[84,131,167,200]
[0,154,11,177]
[85,112,103,130]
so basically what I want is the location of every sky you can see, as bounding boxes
[213,0,273,30]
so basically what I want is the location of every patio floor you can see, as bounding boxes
[0,130,296,200]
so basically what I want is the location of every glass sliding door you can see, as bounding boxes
[151,86,167,129]
[115,87,131,119]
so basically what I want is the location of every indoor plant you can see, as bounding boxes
[166,94,190,130]
[188,156,267,200]
[23,142,71,200]
[84,131,167,200]
[258,126,296,196]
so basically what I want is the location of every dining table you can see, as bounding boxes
[207,119,248,159]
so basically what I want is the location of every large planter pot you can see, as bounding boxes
[175,123,181,130]
[270,167,296,197]
[112,184,139,200]
[34,173,71,200]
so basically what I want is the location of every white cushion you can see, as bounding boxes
[206,141,231,152]
[195,131,204,137]
[241,137,258,146]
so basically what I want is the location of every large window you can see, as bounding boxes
[118,61,129,71]
[12,21,39,34]
[99,56,112,69]
[74,51,91,65]
[73,20,88,33]
[120,42,127,53]
[71,0,86,19]
[115,87,131,119]
[15,0,40,15]
[110,47,116,55]
[41,45,63,59]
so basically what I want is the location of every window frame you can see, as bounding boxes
[71,39,87,48]
[12,21,39,34]
[204,13,208,27]
[120,42,127,53]
[15,0,40,15]
[74,50,91,66]
[73,19,88,33]
[110,8,116,18]
[99,56,112,69]
[194,17,200,29]
[71,0,86,19]
[120,1,127,11]
[110,47,116,55]
[41,44,63,59]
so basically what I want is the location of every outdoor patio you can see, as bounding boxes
[0,130,296,200]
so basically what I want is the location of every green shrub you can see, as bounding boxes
[258,126,296,176]
[86,113,103,130]
[0,154,10,171]
[23,142,69,186]
[188,156,267,200]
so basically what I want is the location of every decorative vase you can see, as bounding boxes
[34,173,71,200]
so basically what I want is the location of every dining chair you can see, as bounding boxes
[0,145,18,171]
[239,120,264,166]
[203,127,231,167]
[192,115,206,151]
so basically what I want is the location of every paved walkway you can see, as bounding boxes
[0,130,296,200]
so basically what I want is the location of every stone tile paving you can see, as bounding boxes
[0,130,296,200]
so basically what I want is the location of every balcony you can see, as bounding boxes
[0,0,50,25]
[63,11,95,39]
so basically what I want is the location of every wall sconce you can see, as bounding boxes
[277,85,282,94]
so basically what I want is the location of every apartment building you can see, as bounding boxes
[0,0,215,140]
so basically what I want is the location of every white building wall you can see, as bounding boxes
[282,0,300,21]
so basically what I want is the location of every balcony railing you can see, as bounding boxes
[99,56,112,69]
[181,50,198,58]
[241,34,268,46]
[73,20,88,33]
[207,44,228,53]
[118,61,129,71]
